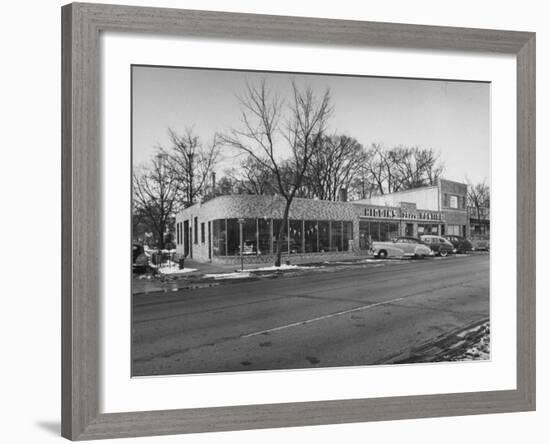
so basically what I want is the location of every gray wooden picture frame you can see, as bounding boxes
[61,2,536,440]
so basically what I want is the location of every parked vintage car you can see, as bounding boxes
[419,235,455,257]
[132,243,144,263]
[132,244,150,274]
[443,235,473,253]
[470,235,490,251]
[371,236,433,259]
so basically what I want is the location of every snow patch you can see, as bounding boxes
[204,272,253,280]
[158,267,197,275]
[203,264,315,279]
[249,264,315,272]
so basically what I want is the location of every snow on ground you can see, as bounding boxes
[204,271,253,279]
[148,260,199,275]
[157,266,197,275]
[452,321,490,360]
[157,259,178,268]
[144,247,176,254]
[248,264,315,272]
[203,264,316,279]
[441,321,490,361]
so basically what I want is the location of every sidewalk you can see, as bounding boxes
[132,259,243,295]
[132,255,379,295]
[132,253,485,295]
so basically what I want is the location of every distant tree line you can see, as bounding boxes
[132,79,488,263]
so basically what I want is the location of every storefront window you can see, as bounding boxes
[318,220,330,252]
[343,221,353,251]
[273,219,289,254]
[242,218,258,255]
[331,221,343,251]
[379,222,389,241]
[418,224,437,236]
[369,221,380,241]
[212,219,226,256]
[258,218,272,255]
[304,220,318,252]
[289,220,303,254]
[447,224,460,236]
[388,222,399,240]
[359,221,370,249]
[226,218,240,255]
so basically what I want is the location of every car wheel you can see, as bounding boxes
[378,250,388,259]
[440,250,448,257]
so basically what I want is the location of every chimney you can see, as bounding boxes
[211,172,216,197]
[338,188,348,202]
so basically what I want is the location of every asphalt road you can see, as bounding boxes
[132,254,489,376]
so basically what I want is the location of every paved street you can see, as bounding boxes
[132,254,489,376]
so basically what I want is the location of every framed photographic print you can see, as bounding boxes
[61,2,535,440]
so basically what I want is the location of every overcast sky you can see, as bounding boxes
[132,65,490,185]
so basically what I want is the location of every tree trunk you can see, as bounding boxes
[274,200,291,267]
[157,221,166,250]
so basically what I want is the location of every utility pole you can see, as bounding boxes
[238,218,244,271]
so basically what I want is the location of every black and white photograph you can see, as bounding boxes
[2,0,543,442]
[131,65,491,377]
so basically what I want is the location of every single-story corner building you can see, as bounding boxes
[175,178,469,264]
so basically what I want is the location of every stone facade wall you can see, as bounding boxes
[175,195,361,262]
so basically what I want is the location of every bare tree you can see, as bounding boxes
[226,155,280,195]
[346,146,377,199]
[361,143,389,195]
[362,144,443,195]
[467,179,490,224]
[133,149,181,249]
[301,134,365,201]
[167,127,220,207]
[221,80,332,266]
[391,145,443,190]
